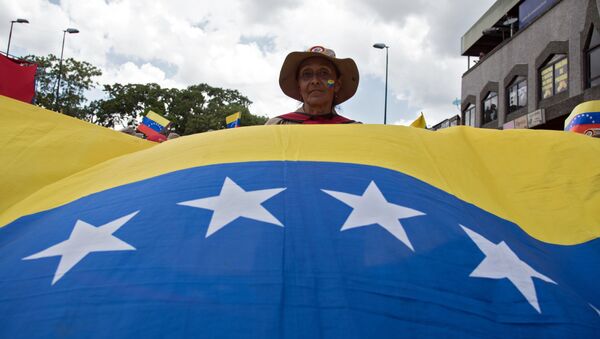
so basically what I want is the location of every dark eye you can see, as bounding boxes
[300,71,313,80]
[317,70,331,78]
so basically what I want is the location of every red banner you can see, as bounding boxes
[0,54,37,103]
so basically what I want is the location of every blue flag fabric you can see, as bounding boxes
[226,112,241,128]
[141,116,165,133]
[1,161,599,338]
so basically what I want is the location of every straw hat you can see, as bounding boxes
[279,46,359,105]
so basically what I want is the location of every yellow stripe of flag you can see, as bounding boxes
[1,96,599,245]
[226,112,241,125]
[146,111,170,127]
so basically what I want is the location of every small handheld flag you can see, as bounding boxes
[138,111,170,142]
[226,112,241,128]
[409,112,427,128]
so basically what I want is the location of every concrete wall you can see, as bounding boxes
[461,0,598,128]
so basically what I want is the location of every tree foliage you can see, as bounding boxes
[87,83,268,135]
[85,83,175,128]
[24,54,268,134]
[24,54,102,118]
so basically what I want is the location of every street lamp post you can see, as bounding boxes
[373,43,389,124]
[55,28,79,111]
[7,18,29,56]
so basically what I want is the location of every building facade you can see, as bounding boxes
[429,115,461,131]
[461,0,600,130]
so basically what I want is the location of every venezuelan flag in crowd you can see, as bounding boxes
[0,95,599,338]
[138,111,170,142]
[226,111,241,128]
[564,100,600,136]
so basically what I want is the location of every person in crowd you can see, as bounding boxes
[266,46,360,124]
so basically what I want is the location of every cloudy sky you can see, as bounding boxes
[1,0,495,125]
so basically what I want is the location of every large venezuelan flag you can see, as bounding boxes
[0,95,599,338]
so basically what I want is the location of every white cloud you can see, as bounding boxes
[100,62,181,89]
[392,118,414,126]
[0,0,495,123]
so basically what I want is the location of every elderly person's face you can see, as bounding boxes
[297,57,341,112]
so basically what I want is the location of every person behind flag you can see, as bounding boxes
[266,46,360,124]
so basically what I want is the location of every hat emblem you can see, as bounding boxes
[307,46,336,58]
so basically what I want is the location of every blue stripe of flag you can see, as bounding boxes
[142,116,165,133]
[565,112,600,130]
[2,161,598,337]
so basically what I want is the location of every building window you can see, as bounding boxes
[540,54,568,99]
[464,104,475,126]
[587,27,600,87]
[482,92,498,124]
[507,76,527,114]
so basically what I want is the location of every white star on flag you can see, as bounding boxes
[460,225,557,313]
[322,181,425,250]
[178,177,286,237]
[591,304,600,317]
[23,211,139,285]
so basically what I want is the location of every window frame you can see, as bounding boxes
[506,76,527,114]
[463,104,476,127]
[481,92,498,125]
[586,26,600,88]
[539,54,568,100]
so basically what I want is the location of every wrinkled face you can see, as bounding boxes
[296,57,341,110]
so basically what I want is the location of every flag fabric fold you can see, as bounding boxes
[0,96,152,218]
[1,96,599,338]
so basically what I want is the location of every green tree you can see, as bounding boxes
[88,83,268,135]
[24,54,102,118]
[85,83,177,128]
[24,54,267,133]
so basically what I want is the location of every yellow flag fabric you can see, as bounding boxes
[409,113,426,128]
[1,95,599,245]
[146,111,170,127]
[0,95,153,218]
[226,112,241,124]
